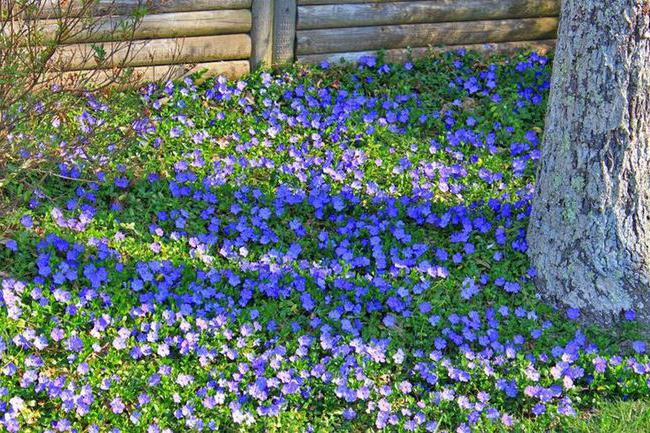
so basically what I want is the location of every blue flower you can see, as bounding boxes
[66,335,84,352]
[114,176,129,189]
[566,308,580,320]
[632,340,646,354]
[624,310,636,321]
[20,215,33,228]
[5,239,17,251]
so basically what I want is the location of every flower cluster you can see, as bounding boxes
[1,50,648,433]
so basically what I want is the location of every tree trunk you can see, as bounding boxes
[528,0,650,324]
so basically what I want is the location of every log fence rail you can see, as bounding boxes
[2,0,560,84]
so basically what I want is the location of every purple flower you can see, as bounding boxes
[632,340,647,354]
[566,308,580,320]
[176,373,194,387]
[398,381,412,394]
[342,407,356,420]
[383,314,396,328]
[593,357,607,373]
[66,335,84,352]
[532,403,546,416]
[114,176,129,189]
[300,292,315,311]
[503,281,521,294]
[501,413,513,427]
[557,398,576,416]
[110,397,125,414]
[83,264,108,289]
[5,239,17,251]
[460,277,479,299]
[20,215,33,228]
[51,328,65,342]
[170,126,183,138]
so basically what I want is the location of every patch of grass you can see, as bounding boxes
[559,400,650,433]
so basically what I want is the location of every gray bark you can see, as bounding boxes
[528,0,650,324]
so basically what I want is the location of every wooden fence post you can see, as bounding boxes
[273,0,296,64]
[251,0,274,68]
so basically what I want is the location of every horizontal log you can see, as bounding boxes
[51,60,249,89]
[297,39,556,64]
[296,17,558,54]
[298,0,560,30]
[131,59,249,81]
[34,0,252,18]
[51,33,251,70]
[30,9,251,44]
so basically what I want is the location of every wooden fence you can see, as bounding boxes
[292,0,559,64]
[19,0,561,83]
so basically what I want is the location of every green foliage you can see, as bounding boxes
[0,50,648,433]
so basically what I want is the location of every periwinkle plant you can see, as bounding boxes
[0,50,648,433]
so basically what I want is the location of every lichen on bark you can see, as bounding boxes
[528,0,650,325]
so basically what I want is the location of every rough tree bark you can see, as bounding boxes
[528,0,650,324]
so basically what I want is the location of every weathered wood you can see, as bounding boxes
[296,17,558,55]
[16,10,251,44]
[298,0,560,30]
[528,0,650,324]
[53,60,249,88]
[36,0,252,18]
[297,39,555,64]
[51,34,251,70]
[132,59,249,81]
[273,0,296,64]
[250,0,273,67]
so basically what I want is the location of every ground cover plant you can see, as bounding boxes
[1,50,649,433]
